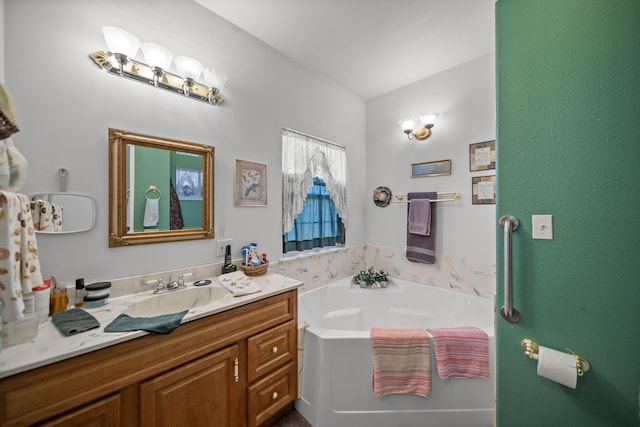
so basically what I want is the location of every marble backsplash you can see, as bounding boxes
[104,244,495,300]
[276,244,495,298]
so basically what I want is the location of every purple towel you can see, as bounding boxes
[406,192,437,264]
[408,198,431,236]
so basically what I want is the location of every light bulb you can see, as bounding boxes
[101,26,140,58]
[203,68,229,90]
[174,56,204,80]
[141,42,173,70]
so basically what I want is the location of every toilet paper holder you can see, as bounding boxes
[521,338,591,376]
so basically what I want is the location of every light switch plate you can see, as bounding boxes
[532,215,553,240]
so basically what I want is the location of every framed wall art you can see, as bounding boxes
[469,140,495,171]
[234,159,267,206]
[472,175,496,205]
[175,167,203,201]
[411,159,451,178]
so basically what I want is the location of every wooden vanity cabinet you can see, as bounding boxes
[0,289,297,427]
[39,394,123,427]
[139,345,240,427]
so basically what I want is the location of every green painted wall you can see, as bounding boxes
[134,146,170,231]
[170,152,203,229]
[496,1,640,425]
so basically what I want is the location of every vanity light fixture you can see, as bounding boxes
[90,26,227,106]
[398,113,438,140]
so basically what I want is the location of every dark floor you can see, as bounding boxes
[269,408,312,427]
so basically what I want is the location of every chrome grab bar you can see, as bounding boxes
[499,215,520,323]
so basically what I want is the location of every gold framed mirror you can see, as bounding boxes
[108,128,214,247]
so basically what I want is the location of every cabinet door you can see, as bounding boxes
[140,345,240,427]
[40,394,121,427]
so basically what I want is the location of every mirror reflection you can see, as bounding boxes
[29,193,96,234]
[109,128,215,247]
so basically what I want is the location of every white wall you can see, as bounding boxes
[3,0,495,287]
[365,54,496,263]
[3,0,366,284]
[0,0,4,82]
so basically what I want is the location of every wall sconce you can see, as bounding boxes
[90,26,228,106]
[398,113,438,140]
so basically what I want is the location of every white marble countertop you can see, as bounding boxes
[0,273,302,379]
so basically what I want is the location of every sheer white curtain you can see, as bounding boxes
[282,128,348,235]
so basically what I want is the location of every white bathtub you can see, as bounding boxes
[295,276,495,427]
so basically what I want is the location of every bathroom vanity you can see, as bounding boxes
[0,280,299,427]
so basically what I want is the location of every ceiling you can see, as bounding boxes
[194,0,496,100]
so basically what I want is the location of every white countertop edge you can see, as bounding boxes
[0,273,302,379]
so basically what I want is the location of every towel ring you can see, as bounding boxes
[144,185,162,200]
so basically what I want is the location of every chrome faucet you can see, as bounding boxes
[146,278,168,294]
[146,273,193,294]
[177,272,193,287]
[166,279,186,291]
[166,273,193,291]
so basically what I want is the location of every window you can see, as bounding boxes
[282,128,348,253]
[283,177,345,252]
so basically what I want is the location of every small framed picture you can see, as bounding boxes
[469,140,495,172]
[234,159,267,206]
[411,159,451,178]
[472,175,496,205]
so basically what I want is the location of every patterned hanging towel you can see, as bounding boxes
[371,328,431,397]
[0,191,44,321]
[428,326,490,379]
[169,178,184,230]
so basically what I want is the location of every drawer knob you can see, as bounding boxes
[272,346,278,354]
[272,392,278,400]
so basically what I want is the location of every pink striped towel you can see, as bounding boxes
[427,326,490,379]
[370,328,431,397]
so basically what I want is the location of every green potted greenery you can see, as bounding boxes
[353,266,389,288]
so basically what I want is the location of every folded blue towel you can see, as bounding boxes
[52,308,100,336]
[104,310,188,334]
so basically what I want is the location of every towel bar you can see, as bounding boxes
[393,192,461,203]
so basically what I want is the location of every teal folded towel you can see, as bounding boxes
[51,308,100,336]
[104,310,188,334]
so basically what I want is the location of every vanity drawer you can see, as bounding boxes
[247,319,296,382]
[247,361,296,427]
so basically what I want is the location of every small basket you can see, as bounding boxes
[239,262,269,276]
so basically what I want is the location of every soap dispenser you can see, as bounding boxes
[221,245,237,274]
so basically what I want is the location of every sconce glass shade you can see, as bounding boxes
[101,26,140,58]
[398,117,417,133]
[174,56,204,80]
[419,113,438,126]
[203,68,229,90]
[140,42,174,70]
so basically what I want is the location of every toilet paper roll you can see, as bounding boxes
[536,345,577,389]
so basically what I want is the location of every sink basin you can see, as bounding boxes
[124,286,230,317]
